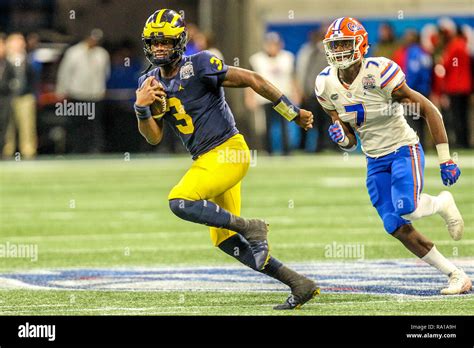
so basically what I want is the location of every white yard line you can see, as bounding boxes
[18,239,473,254]
[0,308,202,315]
[0,296,471,315]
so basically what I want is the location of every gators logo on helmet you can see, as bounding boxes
[323,17,369,69]
[142,9,188,66]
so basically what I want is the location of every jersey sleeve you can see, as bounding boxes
[314,69,336,110]
[378,58,406,96]
[196,50,228,90]
[137,68,157,89]
[137,74,146,89]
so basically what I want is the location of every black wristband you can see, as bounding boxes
[134,103,152,120]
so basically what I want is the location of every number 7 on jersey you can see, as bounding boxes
[344,103,366,127]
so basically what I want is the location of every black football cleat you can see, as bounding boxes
[273,279,320,310]
[244,219,270,271]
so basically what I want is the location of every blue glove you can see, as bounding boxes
[440,160,461,186]
[328,121,345,144]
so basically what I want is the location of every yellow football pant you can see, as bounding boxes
[168,134,250,246]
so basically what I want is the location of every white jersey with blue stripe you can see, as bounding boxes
[315,57,419,157]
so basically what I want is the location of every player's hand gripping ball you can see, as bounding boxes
[149,79,168,119]
[136,76,168,119]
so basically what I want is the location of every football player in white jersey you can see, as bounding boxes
[315,17,471,295]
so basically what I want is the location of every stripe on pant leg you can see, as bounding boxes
[415,144,423,192]
[410,145,422,208]
[409,146,418,208]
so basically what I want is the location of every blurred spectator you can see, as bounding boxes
[246,32,301,155]
[194,31,224,60]
[296,27,335,152]
[440,19,472,148]
[428,24,446,107]
[0,33,15,153]
[393,29,433,144]
[26,32,43,85]
[56,29,110,153]
[106,39,142,101]
[184,23,200,56]
[403,30,432,97]
[421,24,440,55]
[461,24,474,93]
[2,32,38,159]
[105,39,148,152]
[373,22,400,59]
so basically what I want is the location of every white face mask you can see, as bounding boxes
[323,36,362,69]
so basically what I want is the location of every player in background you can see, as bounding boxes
[316,17,471,295]
[134,9,319,309]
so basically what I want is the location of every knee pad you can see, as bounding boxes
[169,198,230,227]
[393,196,416,217]
[382,213,409,234]
[169,198,189,219]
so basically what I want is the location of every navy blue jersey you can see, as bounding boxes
[137,51,239,159]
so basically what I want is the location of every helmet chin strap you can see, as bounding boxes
[142,52,178,74]
[141,63,154,74]
[141,53,182,76]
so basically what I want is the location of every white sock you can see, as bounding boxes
[421,245,457,276]
[402,193,442,221]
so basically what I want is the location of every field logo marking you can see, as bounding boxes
[1,259,473,297]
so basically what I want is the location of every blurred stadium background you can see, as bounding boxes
[0,0,473,315]
[0,0,473,156]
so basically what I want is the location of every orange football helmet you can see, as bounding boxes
[323,17,369,69]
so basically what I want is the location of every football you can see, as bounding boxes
[150,80,168,119]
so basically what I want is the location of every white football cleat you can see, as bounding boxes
[441,269,472,295]
[438,191,464,241]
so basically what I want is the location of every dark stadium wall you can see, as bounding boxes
[53,0,199,43]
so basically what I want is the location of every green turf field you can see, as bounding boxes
[0,153,473,315]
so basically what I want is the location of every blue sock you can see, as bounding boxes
[169,198,231,228]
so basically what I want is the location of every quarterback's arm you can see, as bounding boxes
[135,76,166,145]
[222,66,282,101]
[137,118,164,145]
[222,66,313,130]
[322,107,357,149]
[391,83,449,162]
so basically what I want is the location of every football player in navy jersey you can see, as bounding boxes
[134,9,318,309]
